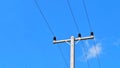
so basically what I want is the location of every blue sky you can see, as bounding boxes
[0,0,120,68]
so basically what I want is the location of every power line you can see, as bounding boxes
[93,38,102,68]
[34,0,69,68]
[34,0,55,36]
[81,0,101,67]
[83,38,102,68]
[66,0,80,33]
[82,0,93,32]
[81,41,91,68]
[82,39,101,68]
[34,1,97,68]
[57,45,69,68]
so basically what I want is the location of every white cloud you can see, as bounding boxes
[86,43,102,60]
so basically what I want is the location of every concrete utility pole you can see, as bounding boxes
[53,32,94,68]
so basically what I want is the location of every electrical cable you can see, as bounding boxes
[81,0,102,67]
[66,0,80,33]
[93,38,102,68]
[81,41,91,68]
[34,0,55,36]
[82,0,93,32]
[58,45,69,68]
[34,0,69,68]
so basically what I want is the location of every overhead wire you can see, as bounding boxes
[57,45,69,68]
[66,0,93,67]
[81,41,91,68]
[82,0,93,32]
[81,0,102,68]
[34,0,55,36]
[34,0,101,68]
[34,0,69,68]
[82,40,101,68]
[66,0,80,33]
[93,38,102,68]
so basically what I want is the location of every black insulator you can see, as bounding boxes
[78,33,81,37]
[53,36,56,41]
[90,32,94,36]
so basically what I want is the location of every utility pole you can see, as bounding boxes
[53,32,94,68]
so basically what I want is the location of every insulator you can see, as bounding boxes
[53,36,56,41]
[78,33,81,37]
[90,32,94,36]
